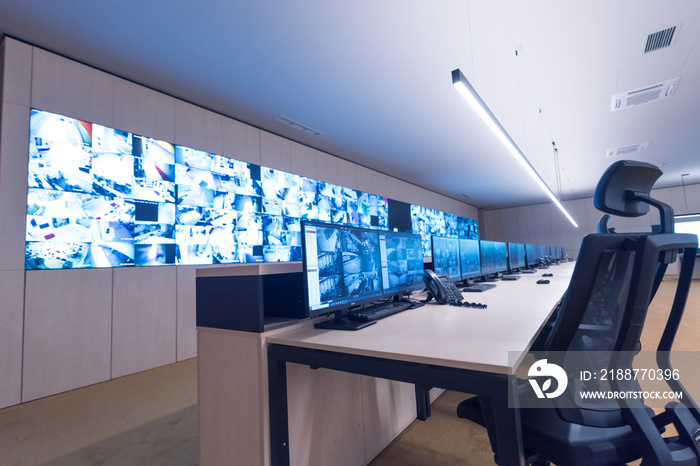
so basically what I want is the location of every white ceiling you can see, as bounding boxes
[1,0,699,215]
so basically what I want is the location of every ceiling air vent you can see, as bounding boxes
[611,77,680,111]
[644,25,678,53]
[606,142,649,158]
[274,115,321,136]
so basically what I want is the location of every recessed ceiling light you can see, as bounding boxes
[274,115,321,136]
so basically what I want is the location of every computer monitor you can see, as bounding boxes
[525,243,538,269]
[431,236,460,282]
[556,246,566,261]
[493,241,508,275]
[479,240,498,279]
[674,217,700,256]
[301,221,383,329]
[458,238,481,284]
[380,230,425,298]
[537,245,549,266]
[507,242,526,272]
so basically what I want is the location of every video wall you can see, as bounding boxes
[25,109,389,269]
[410,205,479,256]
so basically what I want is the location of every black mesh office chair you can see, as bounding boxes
[457,160,700,465]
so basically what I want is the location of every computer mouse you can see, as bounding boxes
[536,279,550,284]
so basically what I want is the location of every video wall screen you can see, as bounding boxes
[25,109,389,269]
[410,205,479,256]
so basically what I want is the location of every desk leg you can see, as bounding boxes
[491,377,525,466]
[268,345,290,466]
[414,385,431,421]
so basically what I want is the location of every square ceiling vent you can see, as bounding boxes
[611,77,680,111]
[606,142,649,158]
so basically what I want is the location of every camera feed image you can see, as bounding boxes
[26,188,137,269]
[459,238,481,277]
[410,205,478,256]
[26,110,388,269]
[480,240,497,275]
[315,225,382,305]
[432,237,460,280]
[385,234,424,292]
[494,242,508,272]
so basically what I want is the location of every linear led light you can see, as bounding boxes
[451,68,578,228]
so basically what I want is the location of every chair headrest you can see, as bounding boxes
[594,160,663,217]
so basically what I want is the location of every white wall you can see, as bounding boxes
[0,37,478,408]
[480,183,700,258]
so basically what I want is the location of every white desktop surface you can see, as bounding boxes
[268,262,574,375]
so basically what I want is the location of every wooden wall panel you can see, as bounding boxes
[23,269,113,402]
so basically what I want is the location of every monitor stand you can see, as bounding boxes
[457,278,474,287]
[314,309,376,331]
[480,273,500,283]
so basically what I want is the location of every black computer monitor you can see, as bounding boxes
[493,241,508,274]
[431,236,460,282]
[458,238,481,285]
[479,240,498,279]
[380,230,425,298]
[507,242,526,272]
[555,246,565,261]
[301,221,383,329]
[674,218,700,256]
[525,243,538,269]
[537,245,548,265]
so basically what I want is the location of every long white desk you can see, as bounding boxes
[266,263,575,465]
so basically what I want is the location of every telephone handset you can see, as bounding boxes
[423,269,463,305]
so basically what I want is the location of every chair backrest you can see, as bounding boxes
[540,161,698,421]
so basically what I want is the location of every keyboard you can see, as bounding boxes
[463,283,497,292]
[348,301,414,322]
[501,275,521,281]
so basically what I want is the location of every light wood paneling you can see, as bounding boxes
[176,265,199,362]
[2,38,32,107]
[362,377,416,462]
[198,329,265,466]
[111,266,177,378]
[0,102,30,271]
[287,363,366,466]
[355,166,374,195]
[0,270,25,408]
[174,101,223,155]
[23,269,113,402]
[114,78,176,143]
[316,150,340,185]
[290,142,316,180]
[260,130,292,172]
[223,117,261,165]
[337,158,358,191]
[31,47,114,126]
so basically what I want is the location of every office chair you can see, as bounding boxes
[457,160,700,465]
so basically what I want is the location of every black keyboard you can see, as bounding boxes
[463,283,497,292]
[348,301,414,322]
[501,275,520,281]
